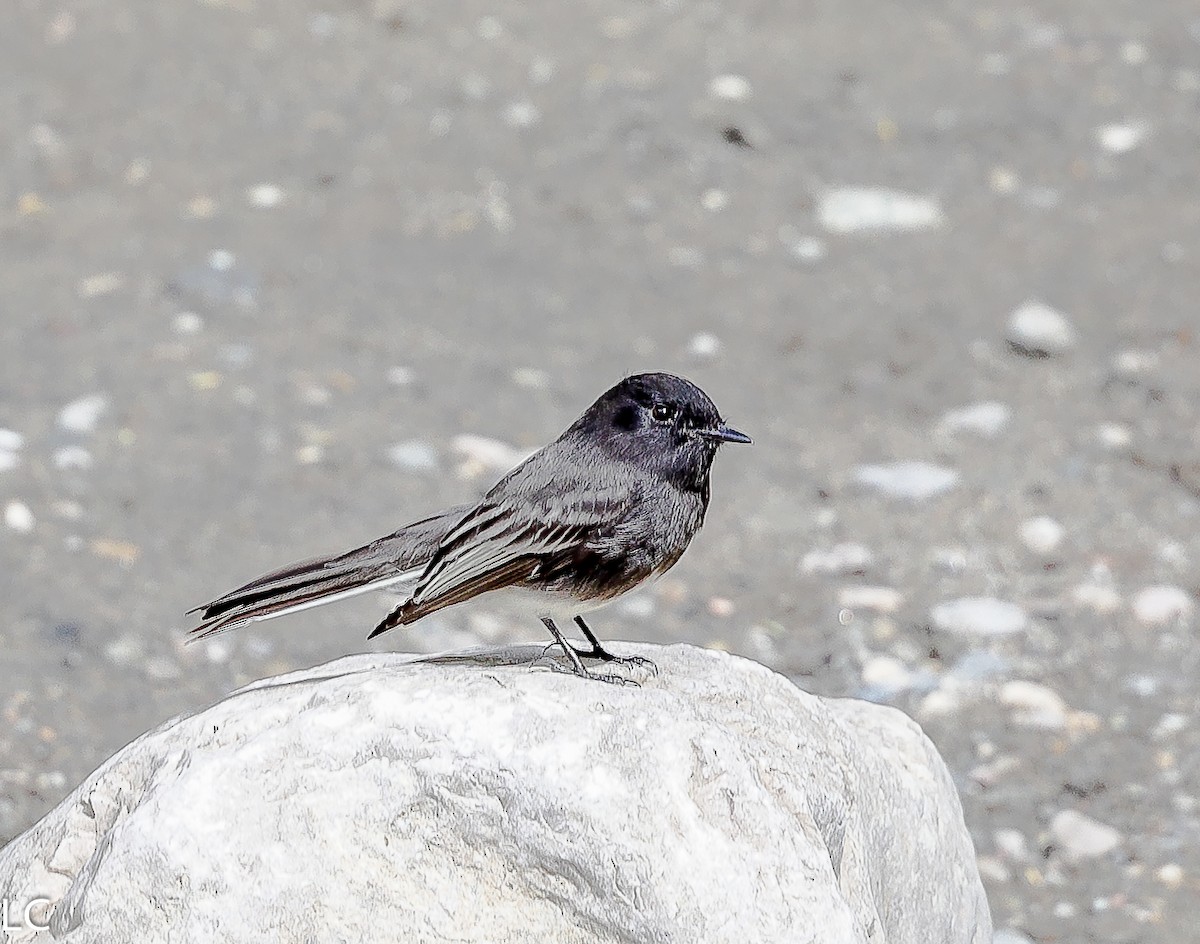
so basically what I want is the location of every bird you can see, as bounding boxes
[188,372,750,681]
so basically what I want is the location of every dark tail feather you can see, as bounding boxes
[188,504,474,640]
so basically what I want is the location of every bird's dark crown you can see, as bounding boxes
[567,372,739,490]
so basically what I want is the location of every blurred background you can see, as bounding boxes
[2,0,1198,940]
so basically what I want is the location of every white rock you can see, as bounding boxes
[708,73,752,101]
[1095,122,1146,154]
[837,586,904,614]
[818,188,945,234]
[993,828,1029,862]
[801,542,873,575]
[993,930,1035,944]
[860,655,913,692]
[503,100,540,128]
[4,501,35,534]
[854,462,960,500]
[931,598,1028,636]
[385,440,438,472]
[938,401,1011,438]
[0,429,25,452]
[57,394,109,434]
[1095,422,1132,450]
[1006,301,1076,356]
[1020,516,1065,555]
[0,451,17,473]
[172,311,204,334]
[0,645,992,944]
[386,365,414,386]
[1132,586,1193,625]
[1050,809,1122,862]
[998,680,1068,729]
[1071,582,1122,614]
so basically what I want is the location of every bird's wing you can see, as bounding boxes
[369,460,638,635]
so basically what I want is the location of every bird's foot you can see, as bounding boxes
[535,644,642,685]
[571,644,659,676]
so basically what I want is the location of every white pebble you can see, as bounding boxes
[58,394,109,434]
[104,633,144,666]
[1095,422,1132,449]
[1020,516,1065,555]
[0,451,17,472]
[837,585,904,614]
[53,445,93,470]
[999,680,1069,729]
[4,501,35,534]
[295,444,324,465]
[993,931,1035,944]
[504,100,540,128]
[708,74,752,101]
[801,542,873,575]
[209,249,236,272]
[0,429,23,452]
[247,184,285,208]
[788,236,827,262]
[931,597,1028,636]
[1132,586,1193,625]
[701,189,728,212]
[77,272,124,299]
[938,401,1011,438]
[386,366,414,386]
[1050,809,1122,862]
[1071,582,1122,614]
[1007,300,1077,356]
[173,311,204,334]
[1096,122,1146,154]
[707,596,734,618]
[617,594,655,619]
[854,461,960,500]
[386,440,438,472]
[453,434,527,474]
[1156,863,1184,888]
[687,332,721,360]
[510,367,549,389]
[1112,348,1158,375]
[861,655,912,691]
[993,828,1029,862]
[818,188,945,234]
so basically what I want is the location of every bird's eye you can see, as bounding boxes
[651,403,677,423]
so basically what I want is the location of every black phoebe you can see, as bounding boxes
[189,372,750,681]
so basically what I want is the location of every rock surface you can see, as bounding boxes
[0,644,991,944]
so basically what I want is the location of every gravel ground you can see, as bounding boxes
[3,2,1198,940]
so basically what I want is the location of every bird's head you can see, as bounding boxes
[570,372,750,490]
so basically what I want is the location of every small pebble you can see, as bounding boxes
[104,633,144,666]
[999,680,1069,729]
[1072,581,1122,613]
[1095,122,1146,154]
[143,656,182,681]
[1020,516,1065,555]
[1112,348,1158,375]
[4,501,34,534]
[510,367,548,389]
[1095,422,1132,450]
[1050,809,1122,862]
[788,236,827,262]
[1132,586,1193,625]
[205,637,233,665]
[687,332,721,360]
[189,371,221,392]
[1006,300,1077,356]
[77,272,124,299]
[53,445,93,470]
[837,585,904,614]
[994,828,1030,862]
[0,429,23,452]
[1156,863,1184,888]
[938,401,1011,438]
[386,366,414,386]
[504,100,540,128]
[208,249,235,272]
[853,462,960,500]
[617,594,655,619]
[453,435,527,476]
[860,655,913,692]
[91,538,140,566]
[247,184,284,208]
[708,74,752,101]
[931,597,1028,636]
[818,188,945,234]
[58,393,109,434]
[707,596,734,618]
[295,444,324,465]
[701,189,728,212]
[801,543,873,575]
[173,312,204,334]
[386,440,438,472]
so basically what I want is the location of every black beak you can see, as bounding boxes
[701,423,752,445]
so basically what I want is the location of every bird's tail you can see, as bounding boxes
[187,504,471,640]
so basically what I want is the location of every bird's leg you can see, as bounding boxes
[570,616,658,675]
[540,618,632,685]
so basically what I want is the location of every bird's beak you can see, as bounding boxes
[701,423,752,444]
